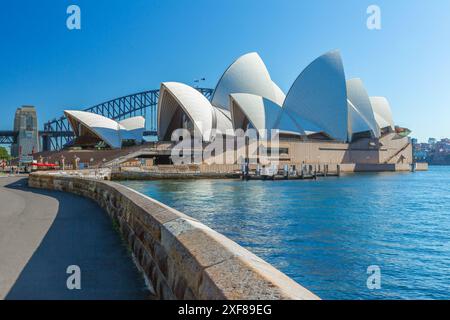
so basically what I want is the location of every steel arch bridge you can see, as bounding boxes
[42,88,214,151]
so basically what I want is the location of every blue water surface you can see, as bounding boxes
[120,166,450,299]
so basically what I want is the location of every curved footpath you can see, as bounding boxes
[0,176,149,300]
[1,172,319,300]
[26,172,319,300]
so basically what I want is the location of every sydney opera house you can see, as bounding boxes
[64,50,413,167]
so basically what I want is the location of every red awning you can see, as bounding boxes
[33,163,58,167]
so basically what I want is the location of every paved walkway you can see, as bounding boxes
[0,176,149,300]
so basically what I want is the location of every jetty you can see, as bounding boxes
[240,163,340,181]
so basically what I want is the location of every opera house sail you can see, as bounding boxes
[64,110,145,149]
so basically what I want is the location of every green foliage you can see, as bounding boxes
[0,146,11,160]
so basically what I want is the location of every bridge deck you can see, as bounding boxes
[0,176,150,300]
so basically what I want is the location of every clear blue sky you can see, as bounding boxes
[0,0,449,143]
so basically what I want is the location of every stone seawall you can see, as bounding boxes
[28,172,319,300]
[414,162,429,171]
[111,170,240,181]
[339,162,428,172]
[111,162,428,180]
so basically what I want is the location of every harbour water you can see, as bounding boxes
[120,166,450,299]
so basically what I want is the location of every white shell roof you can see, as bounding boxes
[283,50,349,141]
[275,109,307,136]
[347,100,373,136]
[214,107,234,135]
[211,52,285,110]
[230,93,304,137]
[154,51,396,143]
[119,116,145,131]
[119,116,145,141]
[230,93,278,135]
[346,79,380,138]
[370,96,395,130]
[65,110,123,148]
[158,82,236,142]
[65,111,146,148]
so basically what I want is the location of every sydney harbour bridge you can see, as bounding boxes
[0,88,213,152]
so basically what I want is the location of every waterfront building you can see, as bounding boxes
[412,138,450,165]
[156,50,412,166]
[62,50,413,168]
[11,106,40,159]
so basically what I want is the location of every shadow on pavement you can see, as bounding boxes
[4,178,150,300]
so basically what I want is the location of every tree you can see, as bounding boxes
[0,146,11,160]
